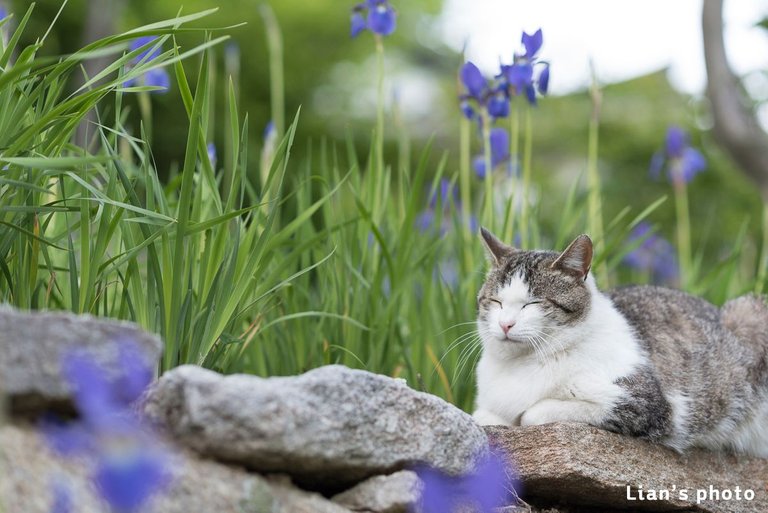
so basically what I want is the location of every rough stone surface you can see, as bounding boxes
[0,306,162,415]
[487,423,768,513]
[332,470,421,513]
[143,364,488,489]
[0,422,352,513]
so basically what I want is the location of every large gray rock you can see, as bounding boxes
[143,364,488,489]
[487,423,768,513]
[0,306,162,415]
[332,470,421,513]
[0,422,353,513]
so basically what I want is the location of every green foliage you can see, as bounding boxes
[0,6,336,373]
[2,2,766,415]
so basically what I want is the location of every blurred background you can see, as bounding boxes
[7,0,767,268]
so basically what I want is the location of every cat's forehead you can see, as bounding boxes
[492,249,558,286]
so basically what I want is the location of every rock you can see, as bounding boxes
[486,423,768,513]
[0,422,353,513]
[143,364,488,490]
[0,306,162,415]
[332,470,421,513]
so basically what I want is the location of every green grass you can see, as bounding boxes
[1,4,763,413]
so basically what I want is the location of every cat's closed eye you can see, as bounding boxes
[522,300,542,308]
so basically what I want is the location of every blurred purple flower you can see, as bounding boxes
[50,480,73,513]
[129,36,162,62]
[650,126,706,186]
[351,0,396,37]
[473,127,511,179]
[499,29,550,106]
[94,450,172,513]
[0,5,7,21]
[43,341,172,513]
[623,222,678,284]
[414,452,516,513]
[207,143,217,169]
[459,62,509,121]
[416,178,476,236]
[124,36,170,94]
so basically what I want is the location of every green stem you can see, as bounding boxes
[519,107,533,248]
[259,3,285,138]
[674,181,692,289]
[459,115,474,269]
[587,100,607,285]
[503,105,520,243]
[481,110,493,228]
[371,35,386,223]
[138,91,152,143]
[755,201,768,294]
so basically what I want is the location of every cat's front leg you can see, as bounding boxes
[520,398,604,427]
[472,408,512,426]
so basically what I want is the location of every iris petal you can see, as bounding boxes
[678,147,707,183]
[504,63,533,94]
[129,36,162,63]
[94,449,171,513]
[144,68,170,92]
[460,62,487,99]
[489,127,510,166]
[665,126,686,158]
[537,64,550,95]
[350,12,366,37]
[367,4,396,36]
[521,29,543,59]
[487,92,510,119]
[525,84,537,106]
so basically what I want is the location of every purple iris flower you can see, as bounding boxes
[0,7,7,21]
[207,143,217,169]
[94,450,172,513]
[459,62,510,121]
[350,0,396,37]
[129,36,162,62]
[623,222,678,284]
[124,36,170,94]
[415,452,517,513]
[650,126,706,186]
[50,480,73,513]
[499,29,550,106]
[473,127,511,179]
[43,341,172,513]
[416,178,476,236]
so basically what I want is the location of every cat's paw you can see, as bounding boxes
[520,401,560,426]
[472,409,510,426]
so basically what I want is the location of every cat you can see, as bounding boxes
[472,227,768,456]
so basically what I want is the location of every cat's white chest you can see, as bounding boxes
[473,294,645,427]
[474,351,556,425]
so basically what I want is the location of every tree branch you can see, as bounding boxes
[703,0,768,199]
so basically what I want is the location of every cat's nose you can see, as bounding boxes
[499,320,516,334]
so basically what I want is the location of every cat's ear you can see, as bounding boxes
[552,234,593,279]
[480,227,515,266]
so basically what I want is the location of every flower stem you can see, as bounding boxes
[503,104,520,244]
[373,34,386,222]
[755,201,768,294]
[459,115,474,269]
[519,107,533,248]
[259,3,285,138]
[481,110,493,229]
[674,181,692,289]
[587,84,608,285]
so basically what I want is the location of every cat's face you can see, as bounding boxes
[477,229,594,351]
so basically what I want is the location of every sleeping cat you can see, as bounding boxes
[473,228,768,456]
